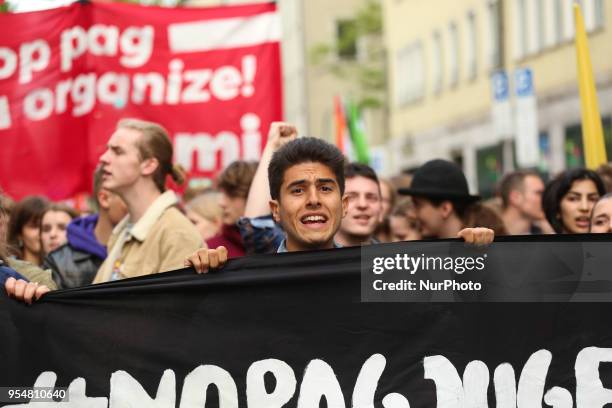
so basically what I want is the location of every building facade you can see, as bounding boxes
[383,0,612,195]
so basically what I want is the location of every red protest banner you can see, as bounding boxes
[0,1,282,200]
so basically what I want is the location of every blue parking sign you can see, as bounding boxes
[491,71,509,101]
[515,68,534,97]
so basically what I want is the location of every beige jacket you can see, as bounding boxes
[93,191,202,283]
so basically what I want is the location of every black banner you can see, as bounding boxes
[2,235,612,407]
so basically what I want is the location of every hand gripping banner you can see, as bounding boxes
[0,1,282,200]
[2,235,612,407]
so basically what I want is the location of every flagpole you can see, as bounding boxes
[574,2,607,168]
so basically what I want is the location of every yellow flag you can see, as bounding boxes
[574,2,607,168]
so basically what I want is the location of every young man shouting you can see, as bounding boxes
[190,137,348,270]
[186,140,492,272]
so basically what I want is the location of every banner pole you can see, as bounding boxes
[574,2,607,169]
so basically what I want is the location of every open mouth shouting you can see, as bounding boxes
[574,216,590,230]
[300,213,329,230]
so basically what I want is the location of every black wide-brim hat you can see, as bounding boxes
[398,159,480,202]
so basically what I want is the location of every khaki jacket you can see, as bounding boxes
[93,191,202,283]
[7,258,58,290]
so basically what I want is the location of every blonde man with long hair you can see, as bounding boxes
[7,119,202,302]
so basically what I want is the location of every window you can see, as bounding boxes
[336,20,357,60]
[516,0,528,57]
[488,0,503,69]
[411,43,425,101]
[466,11,478,80]
[396,47,410,105]
[554,0,564,44]
[396,42,425,105]
[448,22,459,87]
[432,30,443,93]
[594,0,605,28]
[535,0,546,51]
[563,0,575,40]
[574,0,606,33]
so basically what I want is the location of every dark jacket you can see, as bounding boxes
[43,214,107,289]
[43,244,103,289]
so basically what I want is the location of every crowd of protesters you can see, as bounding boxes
[1,118,612,302]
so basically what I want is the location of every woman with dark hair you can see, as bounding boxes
[0,194,58,290]
[1,195,57,289]
[40,203,79,257]
[7,196,49,265]
[542,168,606,234]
